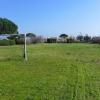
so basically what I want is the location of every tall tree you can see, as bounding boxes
[0,18,18,34]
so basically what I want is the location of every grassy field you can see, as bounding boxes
[0,43,100,100]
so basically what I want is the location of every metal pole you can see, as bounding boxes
[24,33,27,61]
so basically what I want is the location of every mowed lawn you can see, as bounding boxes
[0,43,100,100]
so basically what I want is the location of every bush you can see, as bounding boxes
[15,34,43,44]
[30,36,44,43]
[73,40,81,43]
[9,40,15,45]
[15,38,24,44]
[15,37,32,44]
[91,37,100,44]
[0,39,15,46]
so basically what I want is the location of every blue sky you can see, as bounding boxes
[0,0,100,37]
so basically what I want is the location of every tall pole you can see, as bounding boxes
[24,33,27,61]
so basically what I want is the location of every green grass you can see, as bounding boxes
[0,43,100,100]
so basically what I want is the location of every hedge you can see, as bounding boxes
[0,39,15,46]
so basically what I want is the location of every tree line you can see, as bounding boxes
[0,17,100,45]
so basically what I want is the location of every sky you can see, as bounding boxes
[0,0,100,37]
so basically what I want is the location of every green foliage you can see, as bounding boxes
[0,39,9,45]
[84,34,91,42]
[0,39,15,46]
[0,18,18,34]
[91,37,100,44]
[26,33,36,37]
[9,39,16,45]
[77,35,84,41]
[15,37,24,44]
[0,44,100,100]
[59,34,68,38]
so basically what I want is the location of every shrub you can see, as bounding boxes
[15,38,24,44]
[15,37,33,44]
[0,39,15,46]
[91,37,100,44]
[76,35,84,41]
[9,40,16,45]
[84,35,91,42]
[35,36,44,43]
[73,40,81,43]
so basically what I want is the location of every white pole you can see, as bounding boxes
[24,33,27,61]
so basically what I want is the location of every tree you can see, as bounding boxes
[84,34,91,42]
[26,33,36,37]
[59,34,68,38]
[26,33,37,43]
[0,18,18,34]
[91,37,100,44]
[77,35,84,41]
[59,34,68,43]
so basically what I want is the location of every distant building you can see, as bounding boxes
[46,37,57,43]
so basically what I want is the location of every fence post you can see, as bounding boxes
[24,33,27,61]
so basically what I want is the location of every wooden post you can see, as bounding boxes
[24,33,27,61]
